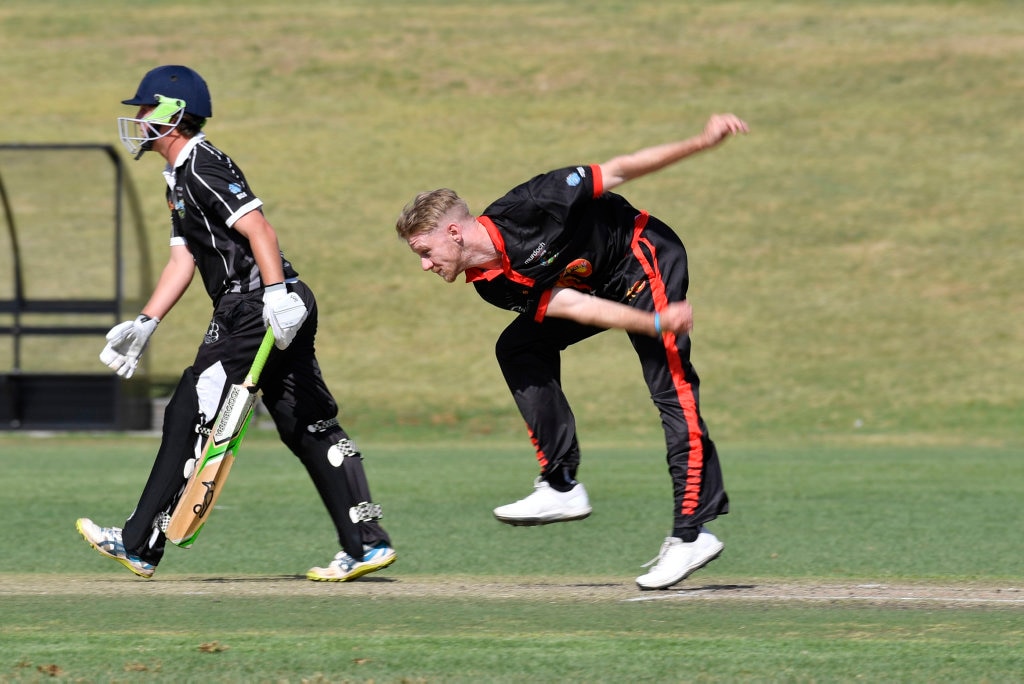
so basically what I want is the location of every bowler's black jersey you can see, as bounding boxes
[469,164,645,321]
[165,134,297,301]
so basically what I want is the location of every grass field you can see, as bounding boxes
[2,433,1024,681]
[1,0,1022,682]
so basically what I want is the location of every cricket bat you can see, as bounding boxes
[162,328,276,548]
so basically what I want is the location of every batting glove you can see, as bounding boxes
[99,314,159,379]
[262,283,308,350]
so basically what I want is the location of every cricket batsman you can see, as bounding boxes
[76,65,395,582]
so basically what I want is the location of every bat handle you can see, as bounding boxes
[244,328,277,386]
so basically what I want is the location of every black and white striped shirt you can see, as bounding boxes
[163,134,297,301]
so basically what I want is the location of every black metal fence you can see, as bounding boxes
[0,143,153,430]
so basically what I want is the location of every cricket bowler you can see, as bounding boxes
[76,65,395,582]
[396,113,746,589]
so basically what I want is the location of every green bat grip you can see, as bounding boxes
[246,327,277,387]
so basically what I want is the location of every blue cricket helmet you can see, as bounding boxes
[122,65,213,118]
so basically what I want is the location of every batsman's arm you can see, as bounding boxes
[100,244,196,378]
[599,113,749,192]
[232,210,286,286]
[141,244,196,320]
[545,287,693,337]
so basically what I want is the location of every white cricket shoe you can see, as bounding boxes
[307,542,396,582]
[75,518,155,579]
[493,478,592,526]
[635,528,724,590]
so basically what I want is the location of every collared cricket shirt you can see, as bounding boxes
[163,133,297,301]
[468,164,646,320]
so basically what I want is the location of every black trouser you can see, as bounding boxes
[495,215,728,540]
[123,281,389,565]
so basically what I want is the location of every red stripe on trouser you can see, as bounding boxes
[630,213,704,516]
[528,427,549,469]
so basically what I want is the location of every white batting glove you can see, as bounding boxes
[99,314,159,379]
[262,283,308,350]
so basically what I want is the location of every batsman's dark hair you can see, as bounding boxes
[176,113,207,138]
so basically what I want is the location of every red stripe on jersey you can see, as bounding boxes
[591,164,604,197]
[477,216,535,287]
[533,289,553,323]
[629,212,705,516]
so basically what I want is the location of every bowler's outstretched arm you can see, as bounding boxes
[599,113,748,191]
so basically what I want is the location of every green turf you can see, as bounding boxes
[6,433,1022,580]
[4,596,1023,682]
[3,434,1023,681]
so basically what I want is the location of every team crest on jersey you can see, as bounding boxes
[555,258,594,290]
[228,182,248,200]
[565,166,587,187]
[170,187,186,218]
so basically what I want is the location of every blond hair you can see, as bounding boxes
[395,188,472,240]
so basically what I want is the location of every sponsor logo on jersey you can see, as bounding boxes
[625,279,648,302]
[541,250,561,266]
[555,258,594,289]
[227,182,248,200]
[524,241,548,265]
